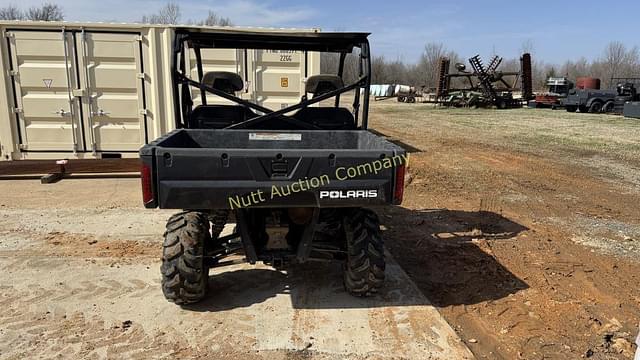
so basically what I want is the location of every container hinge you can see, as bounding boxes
[135,35,143,42]
[12,107,22,114]
[7,69,18,77]
[139,109,148,116]
[4,32,14,39]
[136,73,146,79]
[18,144,27,150]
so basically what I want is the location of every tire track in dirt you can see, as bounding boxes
[0,308,187,359]
[0,262,261,359]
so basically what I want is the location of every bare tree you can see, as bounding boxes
[600,41,640,86]
[198,10,232,26]
[320,51,362,85]
[412,43,462,88]
[26,3,63,21]
[520,39,534,55]
[562,57,590,80]
[0,4,23,20]
[371,55,389,84]
[416,43,446,87]
[603,41,626,86]
[141,2,181,24]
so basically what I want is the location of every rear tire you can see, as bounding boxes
[589,101,603,113]
[161,211,210,305]
[602,100,615,113]
[343,209,385,296]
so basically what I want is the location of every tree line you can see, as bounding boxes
[0,2,231,26]
[2,3,639,91]
[139,2,232,26]
[0,3,64,21]
[323,41,640,91]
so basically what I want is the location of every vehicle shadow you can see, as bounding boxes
[186,257,433,312]
[185,208,529,312]
[380,207,530,307]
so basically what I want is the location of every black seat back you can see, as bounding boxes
[190,105,256,129]
[293,75,356,130]
[202,71,244,94]
[189,71,254,129]
[293,108,355,130]
[305,75,344,96]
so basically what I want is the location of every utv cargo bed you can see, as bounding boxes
[140,129,407,209]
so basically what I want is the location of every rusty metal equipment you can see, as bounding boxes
[435,57,450,98]
[576,77,601,90]
[435,52,533,108]
[521,53,533,101]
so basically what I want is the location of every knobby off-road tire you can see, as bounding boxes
[343,208,386,296]
[161,211,211,305]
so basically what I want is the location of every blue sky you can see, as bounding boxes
[12,0,640,64]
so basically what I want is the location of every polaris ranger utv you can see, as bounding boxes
[140,28,407,305]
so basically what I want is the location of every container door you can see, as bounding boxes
[77,32,146,152]
[7,30,83,152]
[253,50,306,111]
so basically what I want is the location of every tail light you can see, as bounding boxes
[393,164,406,205]
[141,162,154,205]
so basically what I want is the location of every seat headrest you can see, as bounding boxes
[202,71,244,94]
[305,75,344,96]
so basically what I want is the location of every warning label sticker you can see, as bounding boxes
[249,132,302,141]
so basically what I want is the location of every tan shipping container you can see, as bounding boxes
[0,21,321,161]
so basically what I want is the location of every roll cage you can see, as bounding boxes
[171,29,372,130]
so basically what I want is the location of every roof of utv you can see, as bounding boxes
[178,28,371,52]
[0,20,369,52]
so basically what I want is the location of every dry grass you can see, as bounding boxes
[369,102,640,167]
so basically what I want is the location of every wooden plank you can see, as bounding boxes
[0,159,141,176]
[0,160,59,175]
[65,159,140,174]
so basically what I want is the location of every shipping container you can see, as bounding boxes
[0,21,320,161]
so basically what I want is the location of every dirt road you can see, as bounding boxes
[369,104,640,359]
[0,179,472,359]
